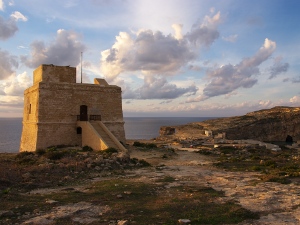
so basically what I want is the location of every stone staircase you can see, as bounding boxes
[89,121,119,149]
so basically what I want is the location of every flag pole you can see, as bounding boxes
[80,52,83,83]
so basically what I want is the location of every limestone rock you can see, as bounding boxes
[117,220,128,225]
[159,106,300,142]
[178,219,191,224]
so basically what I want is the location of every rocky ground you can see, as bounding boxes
[129,145,300,225]
[159,106,300,142]
[1,142,300,224]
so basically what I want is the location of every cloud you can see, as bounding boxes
[222,34,238,43]
[11,11,28,21]
[21,29,86,68]
[0,95,23,105]
[291,76,300,83]
[101,12,222,82]
[160,100,173,104]
[269,56,289,79]
[137,76,198,99]
[188,38,276,101]
[0,49,18,80]
[2,72,31,96]
[185,11,221,47]
[0,16,18,40]
[172,24,183,40]
[0,0,3,11]
[188,64,202,71]
[101,30,195,81]
[290,96,300,104]
[120,76,198,100]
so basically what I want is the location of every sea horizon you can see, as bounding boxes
[0,117,217,153]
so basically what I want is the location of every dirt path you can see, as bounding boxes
[16,148,300,225]
[130,148,300,225]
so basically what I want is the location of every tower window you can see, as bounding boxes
[28,104,32,114]
[77,127,82,134]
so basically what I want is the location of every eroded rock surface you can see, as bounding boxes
[159,106,300,142]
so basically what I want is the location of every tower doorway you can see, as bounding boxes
[80,105,88,121]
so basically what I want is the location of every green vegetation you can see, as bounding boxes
[197,146,300,184]
[133,141,157,149]
[0,179,259,224]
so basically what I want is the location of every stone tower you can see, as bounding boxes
[20,64,126,153]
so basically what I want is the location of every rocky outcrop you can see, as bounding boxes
[159,106,300,142]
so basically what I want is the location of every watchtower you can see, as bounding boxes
[20,64,126,153]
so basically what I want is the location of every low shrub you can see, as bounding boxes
[82,145,93,152]
[15,151,34,159]
[15,151,36,165]
[133,141,157,149]
[36,148,46,156]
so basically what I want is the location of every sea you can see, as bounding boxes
[0,117,215,153]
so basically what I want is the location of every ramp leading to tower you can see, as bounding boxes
[77,121,127,153]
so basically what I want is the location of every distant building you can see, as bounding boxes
[215,132,226,139]
[20,64,127,153]
[205,130,212,137]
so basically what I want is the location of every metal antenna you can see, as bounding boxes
[80,52,83,83]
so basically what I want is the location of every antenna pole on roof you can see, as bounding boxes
[80,52,83,83]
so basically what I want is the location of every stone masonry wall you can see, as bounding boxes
[78,121,108,151]
[20,84,39,151]
[34,65,76,84]
[20,64,126,152]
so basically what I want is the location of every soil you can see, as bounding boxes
[129,147,300,224]
[1,144,300,224]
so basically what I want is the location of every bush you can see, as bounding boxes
[197,150,213,155]
[46,150,65,160]
[264,175,291,184]
[264,160,277,168]
[15,151,34,159]
[219,146,238,154]
[133,141,157,149]
[36,148,46,156]
[101,147,118,156]
[15,151,36,165]
[82,145,93,152]
[44,147,74,160]
[133,141,143,147]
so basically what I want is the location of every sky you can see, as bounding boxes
[0,0,300,117]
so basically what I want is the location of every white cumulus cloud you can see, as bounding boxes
[101,30,195,82]
[0,16,18,40]
[11,11,28,21]
[137,76,198,99]
[187,38,276,102]
[185,11,221,47]
[289,96,300,104]
[0,49,18,79]
[269,56,289,79]
[21,29,86,68]
[0,0,3,11]
[3,72,31,96]
[101,11,222,82]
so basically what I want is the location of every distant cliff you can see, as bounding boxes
[159,106,300,142]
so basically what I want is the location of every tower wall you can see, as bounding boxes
[34,64,76,84]
[20,84,39,151]
[20,64,126,152]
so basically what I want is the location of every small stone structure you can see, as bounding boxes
[204,130,212,137]
[159,127,176,136]
[20,64,127,153]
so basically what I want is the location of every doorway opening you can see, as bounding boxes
[80,105,88,121]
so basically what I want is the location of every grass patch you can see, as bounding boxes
[212,146,300,184]
[0,179,259,224]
